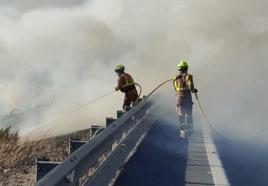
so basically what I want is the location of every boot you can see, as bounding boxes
[179,123,186,139]
[179,129,185,139]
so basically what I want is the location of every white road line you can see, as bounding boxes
[202,123,230,186]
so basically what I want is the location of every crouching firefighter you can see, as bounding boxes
[115,64,139,111]
[173,60,198,139]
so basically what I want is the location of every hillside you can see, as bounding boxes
[0,127,89,186]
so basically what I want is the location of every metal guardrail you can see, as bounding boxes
[36,160,60,182]
[69,139,88,154]
[34,98,156,186]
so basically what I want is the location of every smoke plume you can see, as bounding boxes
[0,0,267,142]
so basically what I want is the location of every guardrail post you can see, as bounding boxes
[69,139,88,154]
[35,157,60,182]
[34,99,154,186]
[89,125,104,139]
[106,117,116,127]
[91,125,101,132]
[116,110,124,118]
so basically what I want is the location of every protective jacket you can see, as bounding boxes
[117,73,136,93]
[173,73,195,108]
[116,72,138,109]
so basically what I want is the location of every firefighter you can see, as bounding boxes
[115,64,139,111]
[173,60,198,138]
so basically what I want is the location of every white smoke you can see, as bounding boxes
[0,0,267,141]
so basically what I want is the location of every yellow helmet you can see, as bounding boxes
[115,64,125,72]
[177,60,188,70]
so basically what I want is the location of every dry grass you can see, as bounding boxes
[0,127,90,186]
[0,127,18,141]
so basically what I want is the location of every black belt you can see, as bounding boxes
[123,85,135,92]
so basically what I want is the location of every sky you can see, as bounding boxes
[0,0,267,142]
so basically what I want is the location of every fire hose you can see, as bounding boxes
[39,77,233,141]
[145,78,233,141]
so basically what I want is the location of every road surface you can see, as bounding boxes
[114,109,268,186]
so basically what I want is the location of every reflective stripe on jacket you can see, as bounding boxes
[173,73,191,92]
[118,73,135,92]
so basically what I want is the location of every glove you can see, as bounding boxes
[192,88,198,93]
[115,87,119,91]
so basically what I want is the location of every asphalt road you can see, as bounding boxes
[114,117,188,186]
[215,136,268,186]
[114,111,268,186]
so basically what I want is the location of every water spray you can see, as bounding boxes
[33,90,116,132]
[34,82,142,133]
[32,76,234,142]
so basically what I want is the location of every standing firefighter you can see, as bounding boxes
[115,64,139,111]
[173,60,198,138]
